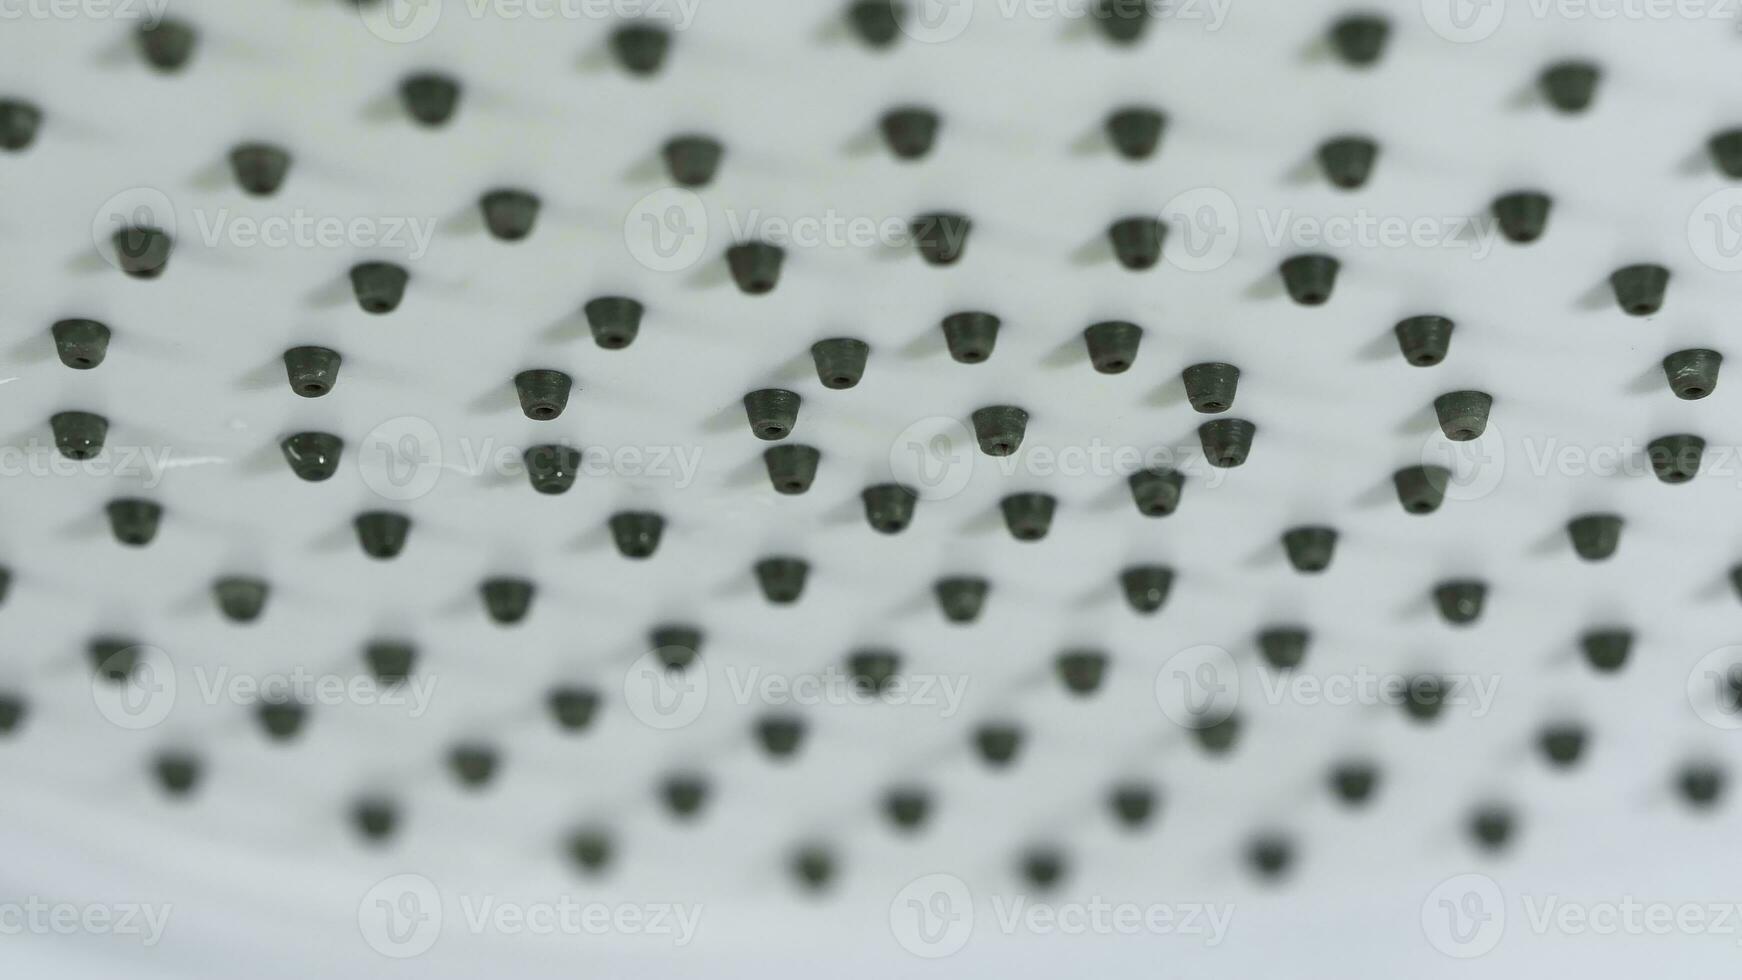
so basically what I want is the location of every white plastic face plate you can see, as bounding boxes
[3,0,1742,976]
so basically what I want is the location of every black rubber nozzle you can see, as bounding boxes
[1095,0,1151,42]
[911,212,972,266]
[52,318,110,370]
[1107,216,1165,271]
[0,99,41,151]
[154,751,202,797]
[754,556,809,604]
[1109,783,1157,828]
[1194,715,1240,754]
[284,346,341,397]
[1105,106,1166,161]
[611,23,671,75]
[399,72,461,126]
[884,786,931,831]
[1279,254,1339,305]
[280,431,344,482]
[1329,13,1389,66]
[567,829,614,874]
[349,261,409,314]
[1567,513,1623,561]
[862,483,917,533]
[229,142,291,196]
[1580,629,1632,673]
[89,637,140,682]
[1541,61,1601,113]
[847,0,903,47]
[726,242,785,294]
[652,624,703,671]
[1199,418,1256,468]
[1083,320,1142,374]
[1663,349,1722,400]
[1401,676,1446,723]
[791,846,835,891]
[1539,723,1587,769]
[514,369,573,421]
[999,492,1056,541]
[1609,263,1670,316]
[480,577,535,625]
[366,641,416,683]
[1469,805,1515,851]
[448,743,499,788]
[480,188,541,241]
[583,295,644,349]
[1711,128,1742,178]
[880,106,939,160]
[1056,650,1108,695]
[1182,362,1240,413]
[811,338,869,388]
[763,444,821,494]
[1128,467,1184,517]
[1433,390,1492,441]
[112,225,172,279]
[1281,526,1337,572]
[1433,580,1487,625]
[137,18,197,71]
[608,511,664,558]
[1119,564,1174,614]
[1021,847,1068,890]
[523,444,582,494]
[51,410,107,460]
[662,134,724,187]
[744,388,801,441]
[848,649,901,695]
[1258,627,1309,670]
[941,311,1000,363]
[970,405,1028,456]
[212,576,269,623]
[353,799,399,842]
[354,511,411,559]
[548,686,600,731]
[1247,835,1293,881]
[1648,434,1704,484]
[1330,761,1378,806]
[107,498,162,546]
[1317,136,1378,189]
[974,723,1024,768]
[1393,465,1451,514]
[1678,763,1724,809]
[935,575,989,623]
[257,700,308,741]
[1492,191,1552,244]
[1394,315,1454,366]
[662,774,710,819]
[756,714,807,758]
